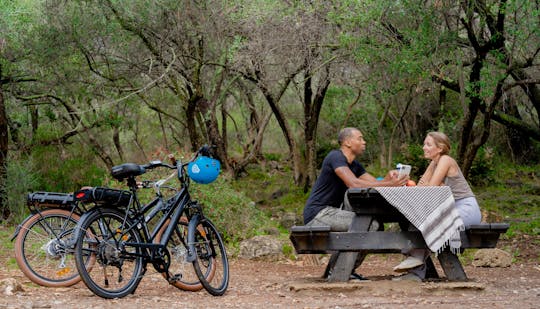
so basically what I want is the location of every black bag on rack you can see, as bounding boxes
[74,187,132,207]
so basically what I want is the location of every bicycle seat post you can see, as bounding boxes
[126,176,138,192]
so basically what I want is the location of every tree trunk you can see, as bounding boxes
[457,60,483,168]
[86,132,114,170]
[502,98,534,163]
[0,82,9,220]
[30,105,38,138]
[202,99,230,171]
[303,70,330,190]
[262,90,303,184]
[113,126,124,162]
[233,111,272,178]
[186,94,201,152]
[377,100,391,168]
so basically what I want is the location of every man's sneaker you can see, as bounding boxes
[393,256,424,272]
[392,273,422,282]
[349,272,370,281]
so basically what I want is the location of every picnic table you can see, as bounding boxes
[290,187,509,282]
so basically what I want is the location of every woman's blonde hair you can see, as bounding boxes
[427,132,451,155]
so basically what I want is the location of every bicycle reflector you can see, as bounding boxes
[187,156,221,184]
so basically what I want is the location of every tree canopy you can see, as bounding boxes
[1,0,538,219]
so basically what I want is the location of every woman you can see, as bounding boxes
[417,131,482,226]
[393,131,482,281]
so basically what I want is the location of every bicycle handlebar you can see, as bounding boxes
[142,160,176,171]
[137,144,216,188]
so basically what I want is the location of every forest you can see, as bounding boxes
[1,0,539,241]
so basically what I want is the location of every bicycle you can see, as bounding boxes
[72,146,229,298]
[11,186,136,287]
[11,191,92,287]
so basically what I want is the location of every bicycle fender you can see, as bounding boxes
[11,214,35,241]
[186,214,201,263]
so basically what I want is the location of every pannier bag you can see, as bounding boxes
[74,187,132,207]
[27,192,75,208]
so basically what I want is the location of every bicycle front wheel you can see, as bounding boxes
[155,217,207,291]
[14,209,81,287]
[190,216,229,296]
[74,208,144,299]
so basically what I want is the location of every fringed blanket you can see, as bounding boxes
[373,186,464,253]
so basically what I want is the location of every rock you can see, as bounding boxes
[472,248,512,268]
[270,188,288,200]
[268,161,281,171]
[0,278,24,295]
[239,235,284,260]
[263,227,280,235]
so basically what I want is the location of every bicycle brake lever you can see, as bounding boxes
[168,154,177,166]
[199,145,214,157]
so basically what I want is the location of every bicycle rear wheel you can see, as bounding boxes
[155,217,209,291]
[74,208,144,299]
[190,216,229,296]
[14,209,81,287]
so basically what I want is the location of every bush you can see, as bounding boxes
[5,159,40,223]
[468,147,495,186]
[31,145,106,192]
[190,178,266,244]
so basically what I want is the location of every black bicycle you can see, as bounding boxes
[11,192,91,287]
[72,147,229,298]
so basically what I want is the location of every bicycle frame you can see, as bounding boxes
[85,168,197,271]
[73,146,228,298]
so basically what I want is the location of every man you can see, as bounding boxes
[303,127,407,280]
[304,127,407,229]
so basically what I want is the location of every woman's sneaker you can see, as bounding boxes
[393,256,424,272]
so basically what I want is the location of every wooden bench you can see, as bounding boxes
[290,223,509,253]
[290,223,509,281]
[290,187,509,282]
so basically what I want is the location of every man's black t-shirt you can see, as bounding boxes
[303,149,366,224]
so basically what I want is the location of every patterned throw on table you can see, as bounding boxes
[374,186,465,253]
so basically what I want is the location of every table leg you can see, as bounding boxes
[425,256,440,279]
[437,251,467,281]
[326,215,373,282]
[323,252,338,278]
[327,252,359,282]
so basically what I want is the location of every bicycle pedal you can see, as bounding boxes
[169,274,182,283]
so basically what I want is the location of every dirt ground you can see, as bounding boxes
[1,238,539,309]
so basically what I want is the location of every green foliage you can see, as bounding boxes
[30,146,106,192]
[475,162,540,237]
[263,153,282,162]
[190,178,267,243]
[0,228,18,269]
[5,158,39,223]
[1,1,539,258]
[468,147,496,186]
[281,243,295,260]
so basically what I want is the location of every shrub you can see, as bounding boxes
[468,147,495,186]
[5,159,40,223]
[190,178,266,244]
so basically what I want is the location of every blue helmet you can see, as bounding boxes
[187,156,221,184]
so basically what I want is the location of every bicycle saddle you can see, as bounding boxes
[111,163,146,180]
